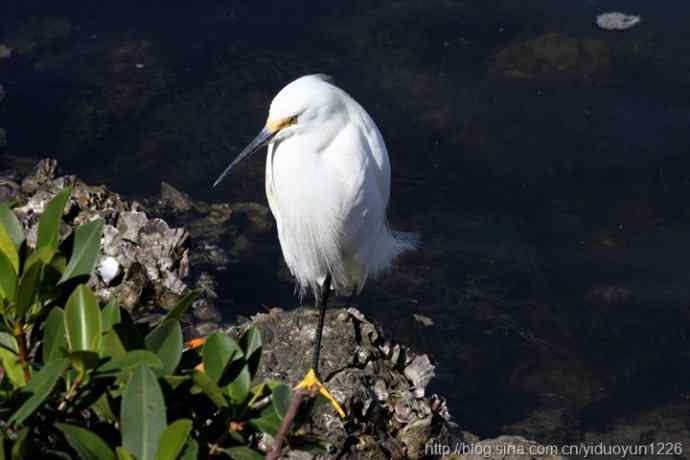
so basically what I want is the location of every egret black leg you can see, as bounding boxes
[346,285,357,306]
[312,274,332,377]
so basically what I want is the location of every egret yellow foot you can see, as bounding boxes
[295,369,346,418]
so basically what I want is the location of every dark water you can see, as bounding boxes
[2,0,690,449]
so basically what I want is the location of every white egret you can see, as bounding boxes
[213,74,417,415]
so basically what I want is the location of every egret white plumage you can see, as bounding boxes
[213,74,417,415]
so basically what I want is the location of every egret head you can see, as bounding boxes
[213,74,343,187]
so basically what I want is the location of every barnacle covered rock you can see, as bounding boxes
[226,307,453,459]
[7,158,191,315]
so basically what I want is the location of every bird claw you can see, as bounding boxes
[295,369,346,418]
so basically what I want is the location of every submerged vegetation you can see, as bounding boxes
[0,187,324,459]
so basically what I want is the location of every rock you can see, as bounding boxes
[118,210,149,242]
[404,355,435,398]
[228,202,274,235]
[183,203,232,242]
[224,307,453,459]
[596,13,641,31]
[0,45,12,60]
[20,158,59,193]
[413,313,434,326]
[493,33,612,80]
[4,159,193,318]
[191,272,221,323]
[0,174,19,202]
[151,196,278,276]
[160,181,193,211]
[191,299,220,322]
[115,262,149,311]
[194,321,220,337]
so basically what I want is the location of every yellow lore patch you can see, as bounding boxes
[266,115,297,133]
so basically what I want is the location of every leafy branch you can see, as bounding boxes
[0,188,328,459]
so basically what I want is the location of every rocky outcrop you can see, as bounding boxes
[226,307,453,459]
[0,158,566,459]
[1,158,200,320]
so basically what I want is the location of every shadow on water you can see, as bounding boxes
[2,0,690,444]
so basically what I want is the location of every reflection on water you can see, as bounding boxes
[2,0,690,445]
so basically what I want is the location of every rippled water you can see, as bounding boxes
[2,0,690,447]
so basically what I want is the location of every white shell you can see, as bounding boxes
[596,12,641,31]
[97,256,121,285]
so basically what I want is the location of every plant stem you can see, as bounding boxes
[57,374,83,413]
[15,321,30,384]
[266,389,307,460]
[208,431,230,457]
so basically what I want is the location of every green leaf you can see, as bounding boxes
[0,333,23,388]
[155,419,192,460]
[226,364,251,404]
[190,370,228,408]
[9,358,69,426]
[145,320,182,376]
[55,423,115,460]
[121,366,167,460]
[10,427,28,460]
[0,250,16,302]
[0,220,18,274]
[15,261,43,319]
[22,248,51,274]
[162,375,189,390]
[99,350,163,373]
[101,329,126,359]
[248,405,282,437]
[36,187,71,258]
[161,290,199,323]
[64,285,102,352]
[202,332,240,383]
[0,203,24,250]
[59,219,103,284]
[115,447,135,460]
[178,440,198,460]
[50,253,67,273]
[91,393,116,423]
[43,307,66,363]
[223,447,264,460]
[102,302,122,332]
[272,384,293,418]
[68,351,100,372]
[240,327,262,380]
